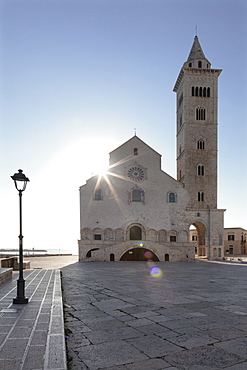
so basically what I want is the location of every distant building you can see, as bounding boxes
[224,228,247,256]
[190,227,247,257]
[78,36,225,261]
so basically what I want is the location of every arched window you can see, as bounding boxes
[192,86,194,96]
[203,87,207,97]
[197,140,205,150]
[197,165,205,176]
[189,62,192,67]
[196,107,206,120]
[130,226,142,240]
[198,61,202,68]
[134,148,138,156]
[199,87,202,97]
[168,192,176,203]
[94,189,102,200]
[195,87,198,96]
[198,192,204,202]
[207,87,210,97]
[131,188,143,202]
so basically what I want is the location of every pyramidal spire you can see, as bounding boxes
[187,36,206,61]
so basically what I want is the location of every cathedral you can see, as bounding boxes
[78,36,225,262]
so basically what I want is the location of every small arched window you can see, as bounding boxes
[168,192,176,203]
[199,87,202,97]
[189,62,192,67]
[131,188,143,202]
[94,189,102,200]
[197,140,205,150]
[207,87,210,97]
[197,165,205,176]
[195,87,198,96]
[203,87,207,97]
[192,86,194,96]
[198,61,202,68]
[134,148,138,156]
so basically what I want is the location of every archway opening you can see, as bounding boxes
[130,226,142,240]
[189,221,206,257]
[86,248,99,258]
[120,248,159,261]
[165,253,169,261]
[110,253,115,261]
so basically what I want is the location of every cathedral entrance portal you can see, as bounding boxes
[120,248,159,261]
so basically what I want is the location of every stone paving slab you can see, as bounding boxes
[62,260,247,369]
[0,269,67,369]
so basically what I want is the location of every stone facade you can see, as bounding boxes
[224,228,247,256]
[78,36,225,262]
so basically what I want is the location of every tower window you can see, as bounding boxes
[178,93,183,107]
[196,107,206,120]
[168,192,176,203]
[197,140,205,150]
[197,165,205,176]
[192,87,210,98]
[189,62,192,67]
[198,192,204,201]
[134,148,138,155]
[228,235,235,241]
[198,61,202,68]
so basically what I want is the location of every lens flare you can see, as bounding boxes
[138,242,144,247]
[150,266,163,278]
[144,251,153,259]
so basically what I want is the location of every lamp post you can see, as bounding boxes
[11,169,30,304]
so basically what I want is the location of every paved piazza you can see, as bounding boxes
[61,260,247,370]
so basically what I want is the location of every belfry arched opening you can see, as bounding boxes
[120,248,159,261]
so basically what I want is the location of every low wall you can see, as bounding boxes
[0,268,13,285]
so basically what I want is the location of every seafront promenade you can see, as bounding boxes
[0,256,247,369]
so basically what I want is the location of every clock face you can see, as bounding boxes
[127,166,145,182]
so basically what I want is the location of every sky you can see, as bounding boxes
[0,0,246,255]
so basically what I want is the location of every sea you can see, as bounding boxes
[0,248,74,256]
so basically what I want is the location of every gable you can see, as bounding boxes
[109,135,162,171]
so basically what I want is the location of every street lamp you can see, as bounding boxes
[11,169,30,304]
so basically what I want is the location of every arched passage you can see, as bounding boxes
[86,248,99,258]
[120,248,159,261]
[190,221,207,257]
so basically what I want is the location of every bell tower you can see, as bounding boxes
[173,36,222,209]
